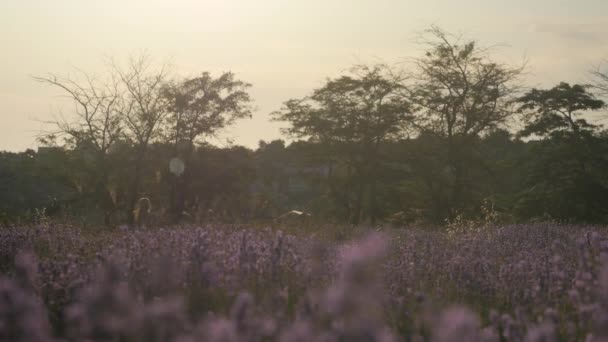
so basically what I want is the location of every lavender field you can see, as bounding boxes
[0,223,607,341]
[5,0,608,341]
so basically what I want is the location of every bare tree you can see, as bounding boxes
[34,71,125,225]
[409,26,524,217]
[590,60,608,96]
[112,54,171,224]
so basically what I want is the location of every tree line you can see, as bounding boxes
[2,27,608,226]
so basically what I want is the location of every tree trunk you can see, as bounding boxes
[127,148,146,225]
[171,143,194,223]
[352,179,364,225]
[369,178,378,225]
[447,136,465,219]
[98,156,114,227]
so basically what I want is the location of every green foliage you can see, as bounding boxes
[164,71,252,147]
[163,71,253,221]
[518,82,604,138]
[515,83,608,222]
[0,149,77,224]
[273,64,412,224]
[7,31,608,228]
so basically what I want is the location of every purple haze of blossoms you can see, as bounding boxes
[0,223,607,341]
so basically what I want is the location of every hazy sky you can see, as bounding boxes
[1,0,608,151]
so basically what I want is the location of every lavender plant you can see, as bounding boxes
[0,223,607,341]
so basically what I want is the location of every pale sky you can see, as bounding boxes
[1,0,608,151]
